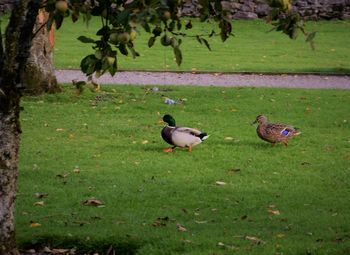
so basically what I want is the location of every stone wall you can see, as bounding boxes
[182,0,350,20]
[0,1,11,14]
[1,1,349,19]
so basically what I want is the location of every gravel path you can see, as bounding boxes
[55,69,350,89]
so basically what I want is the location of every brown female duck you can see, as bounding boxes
[252,115,301,146]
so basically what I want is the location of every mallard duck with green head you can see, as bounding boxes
[252,115,301,146]
[161,114,209,153]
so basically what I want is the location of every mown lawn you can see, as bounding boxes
[54,18,350,74]
[17,85,350,254]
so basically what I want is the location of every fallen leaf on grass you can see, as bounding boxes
[35,192,48,198]
[152,216,170,227]
[217,242,239,250]
[43,247,76,254]
[56,128,65,132]
[276,233,285,238]
[30,221,41,228]
[73,220,90,226]
[245,236,265,245]
[73,166,80,173]
[195,220,208,224]
[82,198,104,206]
[34,201,45,206]
[142,140,149,144]
[241,215,248,220]
[177,223,187,232]
[228,168,241,173]
[301,161,311,166]
[224,137,234,140]
[56,173,69,178]
[268,209,281,215]
[215,181,227,186]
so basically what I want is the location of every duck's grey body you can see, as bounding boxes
[161,114,209,152]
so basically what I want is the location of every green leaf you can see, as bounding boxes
[148,36,156,48]
[96,26,110,36]
[177,20,182,30]
[141,21,151,33]
[109,59,118,76]
[306,31,316,43]
[77,36,96,44]
[128,46,140,59]
[219,20,232,42]
[71,11,79,23]
[118,44,128,56]
[173,46,182,66]
[54,13,64,30]
[201,38,211,51]
[168,20,176,31]
[80,54,98,75]
[185,20,192,30]
[152,26,162,37]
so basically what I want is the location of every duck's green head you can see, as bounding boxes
[163,114,176,126]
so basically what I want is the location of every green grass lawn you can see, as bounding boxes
[54,18,350,73]
[18,85,350,254]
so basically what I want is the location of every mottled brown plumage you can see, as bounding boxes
[252,115,301,146]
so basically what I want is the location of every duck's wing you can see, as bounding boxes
[171,127,203,147]
[267,123,300,137]
[176,127,202,136]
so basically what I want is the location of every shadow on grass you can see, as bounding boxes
[20,235,142,255]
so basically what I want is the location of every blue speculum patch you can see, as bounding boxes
[282,129,290,136]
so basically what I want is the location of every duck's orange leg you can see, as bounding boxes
[163,148,173,153]
[188,145,193,153]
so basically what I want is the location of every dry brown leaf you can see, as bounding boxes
[30,222,41,228]
[73,166,80,173]
[177,223,187,232]
[268,209,281,215]
[245,236,265,245]
[56,173,69,178]
[217,242,225,247]
[228,168,241,173]
[195,220,208,224]
[82,198,104,206]
[51,248,74,254]
[152,220,166,227]
[276,233,285,238]
[152,216,170,227]
[34,201,45,206]
[35,192,49,198]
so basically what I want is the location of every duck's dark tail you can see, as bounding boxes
[198,133,210,141]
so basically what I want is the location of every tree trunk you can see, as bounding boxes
[0,1,40,254]
[0,112,21,255]
[23,9,60,95]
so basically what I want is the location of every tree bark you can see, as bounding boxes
[23,9,60,95]
[0,1,40,254]
[0,113,21,255]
